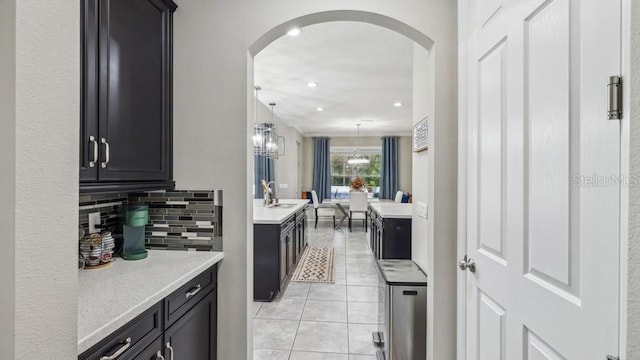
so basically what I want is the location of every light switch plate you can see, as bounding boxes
[415,201,428,219]
[88,212,101,234]
[279,183,289,189]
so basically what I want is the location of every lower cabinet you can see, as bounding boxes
[369,210,411,260]
[164,289,217,359]
[79,264,218,360]
[254,207,307,301]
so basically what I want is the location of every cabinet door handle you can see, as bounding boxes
[185,284,202,298]
[166,341,174,360]
[89,136,98,167]
[99,337,131,360]
[156,351,165,360]
[101,138,110,168]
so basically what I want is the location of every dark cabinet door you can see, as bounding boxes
[164,289,217,360]
[80,0,100,182]
[97,0,172,182]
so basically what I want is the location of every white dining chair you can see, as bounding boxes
[311,190,335,228]
[394,191,404,203]
[348,191,368,232]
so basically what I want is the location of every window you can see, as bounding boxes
[330,146,381,198]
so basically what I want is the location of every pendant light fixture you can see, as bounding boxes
[253,87,284,159]
[347,123,370,165]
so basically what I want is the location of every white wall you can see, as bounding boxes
[301,135,413,194]
[1,1,80,357]
[627,0,640,355]
[0,0,16,356]
[398,136,413,192]
[411,37,458,360]
[173,2,457,359]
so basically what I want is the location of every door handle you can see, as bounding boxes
[458,255,476,273]
[156,351,165,360]
[101,138,110,168]
[89,136,98,167]
[166,341,174,360]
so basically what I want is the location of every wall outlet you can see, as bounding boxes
[279,183,289,189]
[415,201,428,219]
[88,212,101,234]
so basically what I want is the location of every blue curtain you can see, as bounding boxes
[312,137,331,202]
[380,136,398,199]
[254,154,274,199]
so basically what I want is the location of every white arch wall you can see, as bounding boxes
[173,1,457,359]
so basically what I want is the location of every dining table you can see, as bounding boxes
[322,197,393,229]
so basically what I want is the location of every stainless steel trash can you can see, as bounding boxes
[374,259,427,360]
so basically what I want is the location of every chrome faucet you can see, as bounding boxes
[264,181,276,205]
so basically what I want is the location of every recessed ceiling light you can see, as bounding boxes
[287,27,302,37]
[307,82,318,88]
[394,102,403,107]
[316,107,324,112]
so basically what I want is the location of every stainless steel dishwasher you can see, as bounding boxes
[374,259,427,360]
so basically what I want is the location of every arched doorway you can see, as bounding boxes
[244,9,456,360]
[171,3,457,358]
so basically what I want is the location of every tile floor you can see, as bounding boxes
[253,220,383,360]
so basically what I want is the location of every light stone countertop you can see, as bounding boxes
[369,202,413,219]
[78,250,224,354]
[253,199,309,224]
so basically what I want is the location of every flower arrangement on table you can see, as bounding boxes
[350,176,365,191]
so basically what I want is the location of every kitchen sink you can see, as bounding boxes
[267,203,296,208]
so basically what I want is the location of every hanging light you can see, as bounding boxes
[253,88,282,159]
[347,123,370,165]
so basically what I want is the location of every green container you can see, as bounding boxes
[125,205,149,227]
[122,205,149,260]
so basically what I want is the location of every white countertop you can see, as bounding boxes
[253,199,309,224]
[369,202,413,219]
[78,250,224,354]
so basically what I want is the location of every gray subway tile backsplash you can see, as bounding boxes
[79,189,223,252]
[129,189,223,251]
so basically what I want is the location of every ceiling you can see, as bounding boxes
[254,21,415,137]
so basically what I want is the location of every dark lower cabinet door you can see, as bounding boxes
[97,0,172,182]
[164,289,217,360]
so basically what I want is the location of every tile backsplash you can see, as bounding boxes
[129,190,222,251]
[79,189,223,252]
[79,192,128,235]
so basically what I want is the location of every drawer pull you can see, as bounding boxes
[185,284,202,298]
[156,351,165,360]
[402,290,418,296]
[100,337,131,360]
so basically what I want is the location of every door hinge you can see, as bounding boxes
[608,75,622,120]
[606,355,620,360]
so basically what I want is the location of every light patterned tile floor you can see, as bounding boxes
[254,221,384,360]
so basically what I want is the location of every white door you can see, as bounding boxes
[462,0,621,358]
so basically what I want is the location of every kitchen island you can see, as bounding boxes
[369,202,412,259]
[253,199,309,301]
[78,250,223,357]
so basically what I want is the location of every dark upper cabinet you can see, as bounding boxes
[80,0,176,192]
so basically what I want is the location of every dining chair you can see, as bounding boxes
[348,191,368,232]
[311,190,335,228]
[394,191,404,203]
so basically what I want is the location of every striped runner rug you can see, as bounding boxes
[290,246,335,283]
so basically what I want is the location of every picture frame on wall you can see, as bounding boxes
[413,117,429,152]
